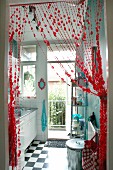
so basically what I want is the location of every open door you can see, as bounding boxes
[47,45,76,139]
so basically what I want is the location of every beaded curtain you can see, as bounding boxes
[9,0,107,169]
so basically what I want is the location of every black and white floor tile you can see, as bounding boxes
[23,140,68,170]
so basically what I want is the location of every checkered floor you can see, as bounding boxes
[23,140,68,170]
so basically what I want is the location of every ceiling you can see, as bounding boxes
[9,0,87,42]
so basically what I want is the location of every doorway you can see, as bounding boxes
[47,46,76,139]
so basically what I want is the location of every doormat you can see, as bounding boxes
[44,139,67,148]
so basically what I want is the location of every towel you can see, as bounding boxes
[41,99,47,132]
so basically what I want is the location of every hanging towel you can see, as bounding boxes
[41,99,47,132]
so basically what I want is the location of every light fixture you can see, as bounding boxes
[32,14,37,23]
[22,6,27,10]
[36,25,39,31]
[29,6,36,13]
[29,6,32,13]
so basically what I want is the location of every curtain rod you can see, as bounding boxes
[9,1,70,7]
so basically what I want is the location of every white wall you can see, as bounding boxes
[20,41,48,142]
[105,0,113,169]
[36,42,48,141]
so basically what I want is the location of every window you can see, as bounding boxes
[20,45,36,97]
[21,45,36,61]
[47,46,76,105]
[47,44,76,62]
[22,65,36,96]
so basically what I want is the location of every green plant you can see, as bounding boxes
[48,83,66,128]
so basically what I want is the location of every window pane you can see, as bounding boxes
[21,45,36,61]
[47,50,76,61]
[23,65,36,97]
[48,62,75,83]
[47,44,76,61]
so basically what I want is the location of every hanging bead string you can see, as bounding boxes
[9,8,15,39]
[24,8,69,85]
[10,1,107,169]
[14,11,21,168]
[10,1,105,92]
[14,7,26,170]
[59,1,86,56]
[75,3,107,168]
[11,1,87,86]
[41,2,87,85]
[93,0,107,169]
[78,4,96,79]
[75,2,107,167]
[81,2,94,51]
[99,98,107,170]
[76,47,105,95]
[47,1,85,59]
[90,0,99,79]
[25,2,99,91]
[59,0,82,53]
[46,3,76,76]
[55,0,89,73]
[37,3,76,74]
[43,3,76,59]
[61,1,87,67]
[75,1,100,82]
[83,5,94,74]
[8,40,17,169]
[52,2,80,59]
[76,55,96,90]
[62,1,83,47]
[75,6,106,93]
[9,8,16,42]
[38,2,86,79]
[35,4,76,82]
[63,0,93,74]
[95,0,105,90]
[94,0,106,93]
[34,4,72,82]
[54,2,79,50]
[34,2,88,89]
[8,6,26,170]
[65,0,86,55]
[8,8,20,168]
[43,2,75,54]
[75,4,93,68]
[20,7,28,42]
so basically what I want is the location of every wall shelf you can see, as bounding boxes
[70,74,88,140]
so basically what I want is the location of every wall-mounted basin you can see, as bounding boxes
[15,107,32,118]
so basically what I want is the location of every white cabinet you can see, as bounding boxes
[9,109,37,170]
[10,121,25,170]
[21,110,37,150]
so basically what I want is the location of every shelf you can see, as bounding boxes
[70,74,88,140]
[72,77,88,87]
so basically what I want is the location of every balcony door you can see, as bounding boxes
[47,45,76,139]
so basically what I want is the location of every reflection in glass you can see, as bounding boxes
[21,45,36,61]
[23,65,36,97]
